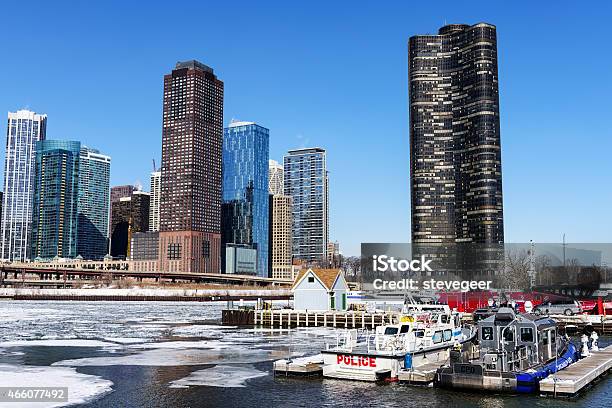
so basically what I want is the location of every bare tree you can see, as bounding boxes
[498,249,531,291]
[343,256,361,279]
[565,258,581,286]
[102,271,113,286]
[535,254,552,286]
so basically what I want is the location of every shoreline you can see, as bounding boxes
[0,287,291,302]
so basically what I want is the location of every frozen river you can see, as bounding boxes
[0,300,610,407]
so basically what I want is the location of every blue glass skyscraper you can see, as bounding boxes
[77,146,111,260]
[222,121,269,277]
[30,140,81,259]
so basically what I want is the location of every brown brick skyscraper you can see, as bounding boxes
[158,60,223,273]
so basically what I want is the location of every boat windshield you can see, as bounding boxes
[384,327,399,335]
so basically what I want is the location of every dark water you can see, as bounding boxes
[0,301,609,408]
[78,363,611,408]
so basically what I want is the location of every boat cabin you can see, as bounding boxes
[477,307,560,372]
[372,310,462,354]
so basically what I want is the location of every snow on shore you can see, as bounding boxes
[0,287,290,297]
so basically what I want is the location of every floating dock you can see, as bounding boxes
[539,346,612,397]
[274,354,324,376]
[223,309,398,328]
[323,365,391,382]
[397,362,440,385]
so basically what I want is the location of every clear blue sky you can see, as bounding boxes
[1,1,610,256]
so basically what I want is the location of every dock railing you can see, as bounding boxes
[247,309,399,329]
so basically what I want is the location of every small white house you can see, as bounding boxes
[291,268,349,311]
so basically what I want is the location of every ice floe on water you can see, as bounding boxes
[129,340,230,349]
[0,339,119,348]
[0,300,228,343]
[0,349,25,356]
[0,299,336,391]
[168,365,267,388]
[103,337,148,344]
[0,364,112,407]
[53,346,290,367]
[170,324,234,338]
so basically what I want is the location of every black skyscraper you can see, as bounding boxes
[409,23,504,245]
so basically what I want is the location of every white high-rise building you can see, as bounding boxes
[149,171,161,232]
[268,159,283,195]
[1,110,47,261]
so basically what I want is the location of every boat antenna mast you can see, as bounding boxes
[528,240,536,289]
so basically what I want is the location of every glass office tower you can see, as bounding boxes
[77,146,111,260]
[284,148,328,262]
[30,140,80,259]
[222,121,269,277]
[1,110,47,261]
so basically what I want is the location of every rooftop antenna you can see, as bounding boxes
[152,158,157,172]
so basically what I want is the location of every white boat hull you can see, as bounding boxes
[321,345,451,381]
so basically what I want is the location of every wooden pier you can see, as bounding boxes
[552,315,612,336]
[223,309,399,328]
[540,346,612,397]
[462,313,612,335]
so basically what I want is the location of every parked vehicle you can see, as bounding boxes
[533,299,583,316]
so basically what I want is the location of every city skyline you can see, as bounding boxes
[1,2,610,256]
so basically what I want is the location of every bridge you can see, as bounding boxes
[0,264,293,288]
